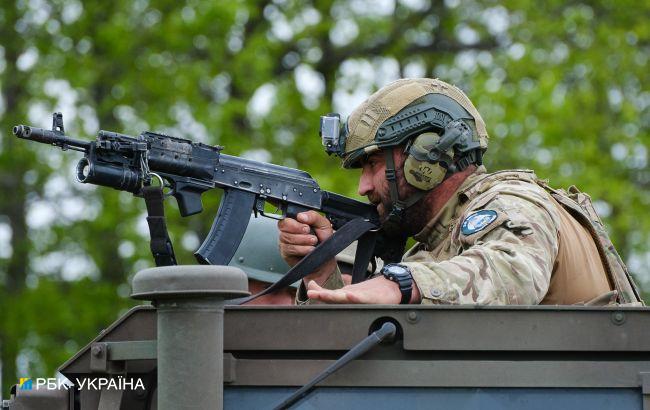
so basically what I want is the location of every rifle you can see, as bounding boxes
[14,113,404,274]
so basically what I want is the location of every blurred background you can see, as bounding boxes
[0,0,648,395]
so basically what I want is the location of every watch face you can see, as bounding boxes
[385,264,408,276]
[382,264,413,305]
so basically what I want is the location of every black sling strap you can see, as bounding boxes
[228,218,377,305]
[142,185,177,267]
[351,231,377,284]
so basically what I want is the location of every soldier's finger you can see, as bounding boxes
[306,281,352,304]
[306,280,323,292]
[279,232,318,246]
[308,288,351,304]
[277,218,311,234]
[280,244,315,258]
[297,211,330,229]
[297,211,332,242]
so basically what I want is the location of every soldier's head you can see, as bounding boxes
[320,78,488,229]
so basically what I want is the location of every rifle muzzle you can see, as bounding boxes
[13,124,90,151]
[13,125,31,139]
[13,125,56,144]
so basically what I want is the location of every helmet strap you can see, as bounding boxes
[383,149,427,228]
[455,148,483,171]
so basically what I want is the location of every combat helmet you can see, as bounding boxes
[319,78,488,224]
[229,215,298,288]
[230,216,381,288]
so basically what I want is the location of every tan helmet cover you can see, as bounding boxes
[343,78,488,168]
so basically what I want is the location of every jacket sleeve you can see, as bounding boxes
[403,191,560,305]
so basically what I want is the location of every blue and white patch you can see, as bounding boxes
[461,210,499,236]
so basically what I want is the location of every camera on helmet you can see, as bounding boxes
[319,113,343,156]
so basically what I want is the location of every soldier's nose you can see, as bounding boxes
[358,169,373,197]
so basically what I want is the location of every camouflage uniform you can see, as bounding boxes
[305,166,640,305]
[401,167,616,305]
[401,166,554,305]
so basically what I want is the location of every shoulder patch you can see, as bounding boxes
[461,210,498,236]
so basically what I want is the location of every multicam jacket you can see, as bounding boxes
[304,167,643,306]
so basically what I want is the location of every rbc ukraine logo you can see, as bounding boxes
[19,378,33,390]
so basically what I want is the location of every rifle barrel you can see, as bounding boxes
[13,125,90,151]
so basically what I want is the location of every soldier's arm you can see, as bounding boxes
[403,191,560,305]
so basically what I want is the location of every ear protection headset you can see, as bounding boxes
[403,119,476,190]
[403,132,449,190]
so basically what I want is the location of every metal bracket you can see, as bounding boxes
[97,388,123,410]
[88,340,237,382]
[106,340,157,361]
[639,372,650,410]
[90,342,109,373]
[90,341,156,373]
[224,353,237,383]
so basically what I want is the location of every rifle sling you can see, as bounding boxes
[143,185,177,267]
[352,231,377,284]
[229,218,377,305]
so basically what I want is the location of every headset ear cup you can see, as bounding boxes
[403,132,452,190]
[404,156,447,190]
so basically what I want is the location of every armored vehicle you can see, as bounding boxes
[3,262,650,410]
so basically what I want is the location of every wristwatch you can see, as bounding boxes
[381,264,413,304]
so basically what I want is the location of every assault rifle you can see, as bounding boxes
[14,113,403,273]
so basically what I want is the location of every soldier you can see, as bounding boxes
[278,78,643,306]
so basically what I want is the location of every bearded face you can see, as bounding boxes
[357,149,427,235]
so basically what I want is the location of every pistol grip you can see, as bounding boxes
[172,182,207,216]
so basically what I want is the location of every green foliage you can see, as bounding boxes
[0,0,648,395]
[3,278,136,378]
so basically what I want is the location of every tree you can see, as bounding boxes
[0,0,648,395]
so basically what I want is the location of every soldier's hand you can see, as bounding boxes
[278,211,337,285]
[305,276,421,304]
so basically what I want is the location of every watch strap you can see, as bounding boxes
[382,264,413,304]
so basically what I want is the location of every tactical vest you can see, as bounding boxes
[538,182,644,306]
[459,170,644,306]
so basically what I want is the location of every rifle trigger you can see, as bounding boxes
[254,198,285,220]
[254,197,265,217]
